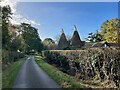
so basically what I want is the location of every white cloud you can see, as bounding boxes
[0,0,40,26]
[10,14,41,26]
[23,18,41,26]
[28,20,41,26]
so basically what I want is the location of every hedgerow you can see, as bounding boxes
[43,47,120,88]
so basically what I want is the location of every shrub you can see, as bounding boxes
[2,49,25,69]
[43,48,120,87]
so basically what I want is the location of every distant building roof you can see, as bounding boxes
[70,25,83,49]
[108,43,120,47]
[57,28,68,50]
[92,41,105,47]
[92,41,120,47]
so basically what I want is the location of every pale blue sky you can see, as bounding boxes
[19,0,119,2]
[16,2,118,41]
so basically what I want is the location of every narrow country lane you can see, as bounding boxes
[13,56,61,88]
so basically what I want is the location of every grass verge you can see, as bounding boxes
[35,55,86,88]
[2,56,28,88]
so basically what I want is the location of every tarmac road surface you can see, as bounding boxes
[13,56,61,88]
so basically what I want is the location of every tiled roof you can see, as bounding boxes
[92,41,120,47]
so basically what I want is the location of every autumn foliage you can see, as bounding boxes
[100,18,120,43]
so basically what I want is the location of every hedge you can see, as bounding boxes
[2,50,25,66]
[43,48,120,88]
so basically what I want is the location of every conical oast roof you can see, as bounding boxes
[70,25,82,49]
[57,28,68,50]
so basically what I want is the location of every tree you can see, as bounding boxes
[100,18,119,43]
[94,30,103,42]
[9,36,22,51]
[43,38,56,50]
[21,23,43,53]
[9,35,27,52]
[2,5,12,49]
[2,5,12,22]
[86,30,102,43]
[86,18,120,43]
[86,32,95,43]
[100,20,109,40]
